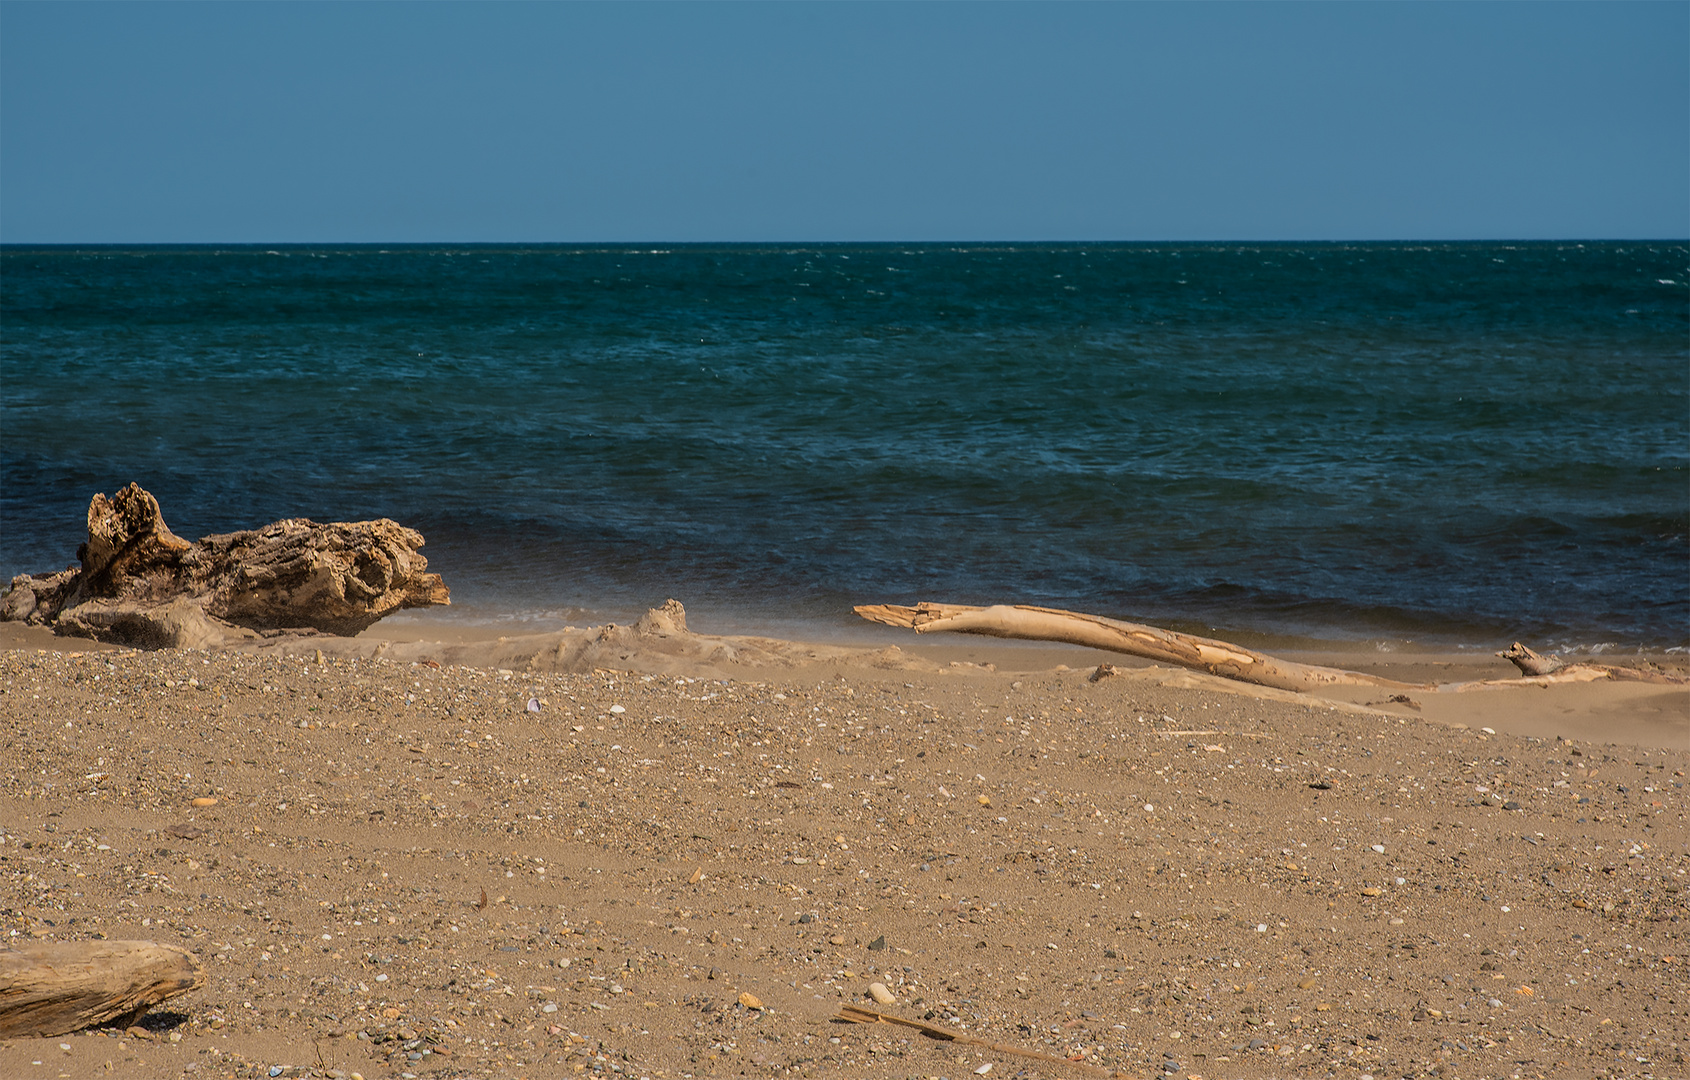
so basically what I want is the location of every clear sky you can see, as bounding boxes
[2,1,1685,243]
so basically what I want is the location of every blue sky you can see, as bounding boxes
[2,2,1685,242]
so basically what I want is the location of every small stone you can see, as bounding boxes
[797,913,814,924]
[977,794,991,807]
[1370,844,1386,854]
[126,1026,154,1041]
[868,982,896,1005]
[738,991,764,1010]
[708,967,721,980]
[867,935,886,951]
[1360,887,1382,897]
[1297,977,1318,990]
[191,797,218,807]
[1503,801,1521,811]
[829,935,847,946]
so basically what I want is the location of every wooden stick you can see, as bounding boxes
[0,940,204,1038]
[836,1004,1129,1077]
[857,602,1425,694]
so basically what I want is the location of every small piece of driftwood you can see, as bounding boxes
[836,1004,1128,1077]
[1497,642,1564,676]
[0,940,204,1038]
[1495,641,1686,686]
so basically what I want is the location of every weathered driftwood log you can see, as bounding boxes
[0,940,204,1038]
[856,602,1427,694]
[0,483,449,648]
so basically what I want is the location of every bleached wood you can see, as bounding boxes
[0,940,204,1038]
[856,602,1424,693]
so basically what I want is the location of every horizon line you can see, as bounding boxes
[4,236,1686,248]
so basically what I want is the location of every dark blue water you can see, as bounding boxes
[3,243,1685,649]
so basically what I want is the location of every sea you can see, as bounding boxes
[2,242,1685,652]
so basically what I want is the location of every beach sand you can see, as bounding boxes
[1,612,1685,1080]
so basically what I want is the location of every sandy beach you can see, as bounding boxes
[1,611,1685,1080]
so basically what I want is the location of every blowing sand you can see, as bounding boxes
[1,613,1685,1080]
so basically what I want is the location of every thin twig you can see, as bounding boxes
[836,1004,1128,1077]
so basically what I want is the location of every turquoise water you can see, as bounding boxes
[2,242,1685,648]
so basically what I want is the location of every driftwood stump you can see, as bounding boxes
[1,483,449,648]
[0,940,204,1038]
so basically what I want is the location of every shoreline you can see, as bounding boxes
[370,599,1690,658]
[4,608,1685,751]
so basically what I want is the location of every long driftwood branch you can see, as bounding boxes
[858,603,1688,693]
[0,940,204,1038]
[856,602,1425,694]
[1,483,449,649]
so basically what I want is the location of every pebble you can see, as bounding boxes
[1370,844,1386,853]
[738,991,765,1010]
[868,982,896,1005]
[192,796,218,807]
[1360,887,1382,897]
